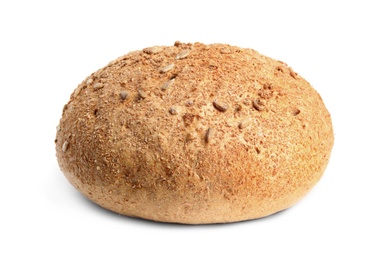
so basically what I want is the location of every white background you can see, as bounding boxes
[1,0,384,259]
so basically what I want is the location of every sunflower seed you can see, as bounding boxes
[74,86,82,97]
[253,99,265,111]
[62,141,69,152]
[138,89,147,99]
[161,79,175,91]
[186,132,197,141]
[93,83,104,90]
[86,78,93,85]
[175,49,190,60]
[239,118,251,129]
[220,48,232,54]
[292,108,301,116]
[186,100,194,107]
[143,46,164,54]
[276,66,285,72]
[159,63,175,73]
[169,108,177,115]
[289,67,297,79]
[204,128,213,143]
[119,91,128,100]
[213,100,228,112]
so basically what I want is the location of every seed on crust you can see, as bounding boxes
[161,79,175,91]
[186,132,197,141]
[159,63,175,73]
[239,118,251,129]
[213,100,228,112]
[289,67,297,79]
[276,66,285,73]
[175,49,191,60]
[220,48,232,54]
[253,99,265,111]
[143,46,164,54]
[169,108,177,115]
[138,89,147,99]
[119,91,128,100]
[74,86,83,97]
[62,141,69,152]
[235,104,242,112]
[204,128,213,143]
[185,100,194,107]
[292,108,301,116]
[86,78,93,85]
[93,83,104,90]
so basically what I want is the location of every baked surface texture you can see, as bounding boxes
[56,42,334,224]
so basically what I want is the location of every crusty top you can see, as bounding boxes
[56,42,334,223]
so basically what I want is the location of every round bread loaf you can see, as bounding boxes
[56,42,334,224]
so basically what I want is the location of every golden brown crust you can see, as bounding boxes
[55,42,334,224]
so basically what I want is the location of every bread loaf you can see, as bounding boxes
[56,42,334,224]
